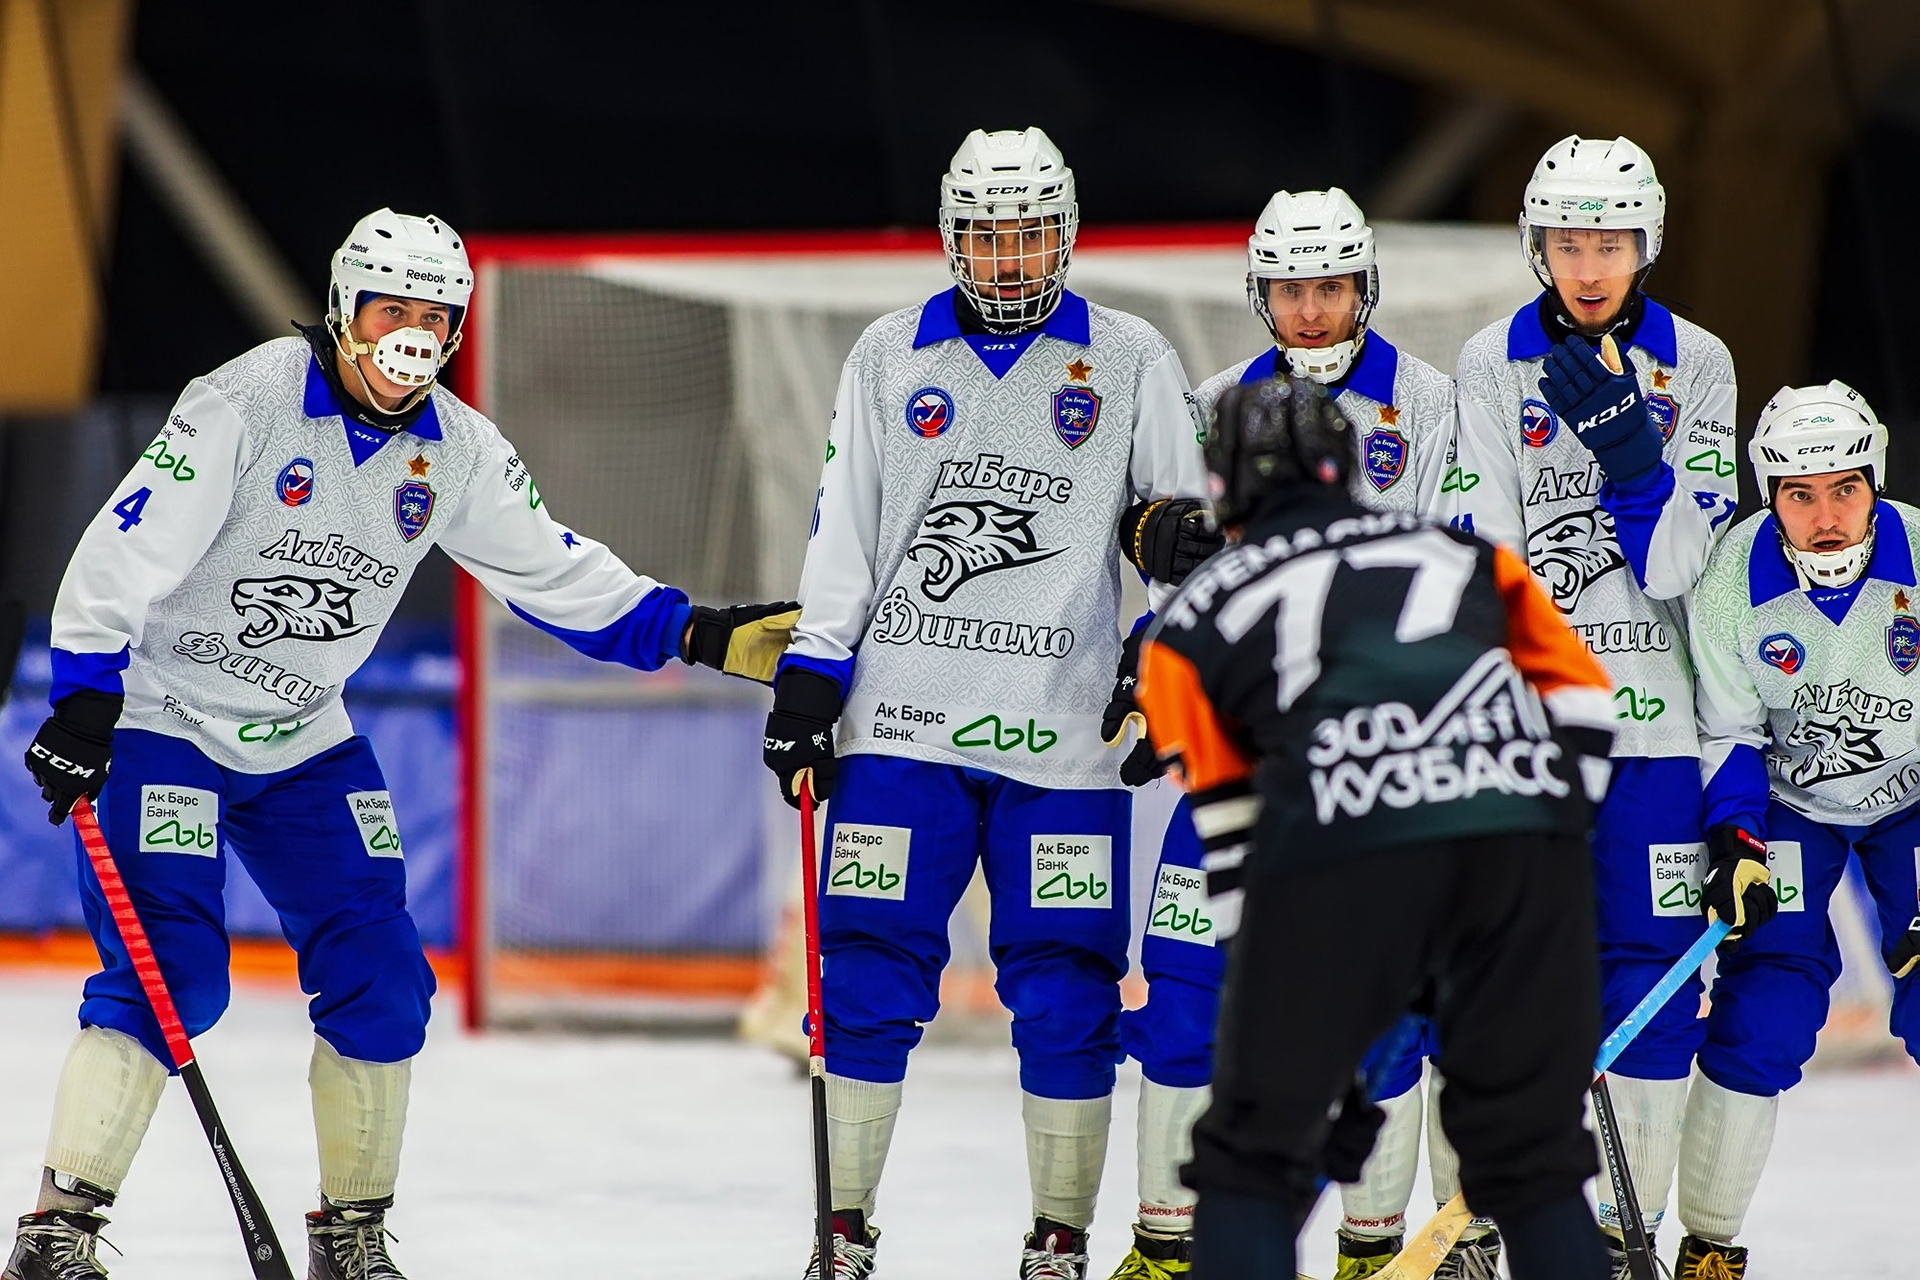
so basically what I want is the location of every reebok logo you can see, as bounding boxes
[405,267,446,283]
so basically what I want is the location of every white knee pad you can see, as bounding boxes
[1677,1070,1777,1245]
[1023,1092,1112,1230]
[44,1027,170,1195]
[826,1074,903,1218]
[1423,1072,1493,1240]
[1592,1073,1689,1237]
[1135,1079,1208,1234]
[310,1036,411,1203]
[1339,1084,1422,1239]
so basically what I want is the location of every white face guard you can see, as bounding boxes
[941,210,1078,332]
[1783,521,1875,589]
[368,326,443,387]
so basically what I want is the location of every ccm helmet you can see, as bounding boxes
[1246,188,1378,384]
[1205,377,1351,527]
[328,209,473,403]
[939,128,1078,333]
[1750,381,1886,587]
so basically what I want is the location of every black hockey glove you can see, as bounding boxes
[1700,823,1778,949]
[1538,336,1663,487]
[1322,1072,1387,1185]
[1119,498,1223,587]
[681,600,800,684]
[1885,915,1920,978]
[25,689,121,826]
[764,667,841,809]
[1101,630,1164,787]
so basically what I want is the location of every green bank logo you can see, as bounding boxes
[1146,864,1214,945]
[827,823,909,902]
[139,785,218,856]
[1649,842,1707,917]
[1614,687,1666,721]
[141,439,196,482]
[1685,449,1736,477]
[953,713,1058,754]
[1442,466,1480,493]
[346,791,404,860]
[1031,835,1113,909]
[1765,840,1805,912]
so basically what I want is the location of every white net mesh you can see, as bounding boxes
[462,228,1540,1034]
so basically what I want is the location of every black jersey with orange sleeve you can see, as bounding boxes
[1137,487,1614,935]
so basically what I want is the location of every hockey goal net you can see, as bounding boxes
[450,223,1905,1066]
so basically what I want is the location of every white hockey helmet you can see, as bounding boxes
[1521,135,1665,284]
[1245,188,1378,384]
[939,128,1078,333]
[328,209,473,396]
[1751,381,1887,587]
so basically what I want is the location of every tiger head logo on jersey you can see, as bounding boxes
[1783,709,1887,786]
[1526,509,1625,612]
[230,576,372,649]
[906,500,1065,602]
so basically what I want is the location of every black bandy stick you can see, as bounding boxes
[799,779,836,1277]
[1591,1075,1660,1280]
[73,796,295,1280]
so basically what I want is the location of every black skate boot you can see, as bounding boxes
[1330,1230,1399,1280]
[803,1209,879,1279]
[1020,1217,1091,1280]
[1432,1229,1501,1279]
[1105,1225,1191,1279]
[1675,1234,1745,1279]
[306,1197,405,1280]
[4,1211,113,1280]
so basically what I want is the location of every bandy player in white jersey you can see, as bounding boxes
[1109,189,1465,1280]
[9,211,794,1280]
[1450,136,1742,1279]
[765,127,1209,1280]
[1679,382,1920,1279]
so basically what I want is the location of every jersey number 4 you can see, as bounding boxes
[112,486,153,532]
[1214,529,1477,712]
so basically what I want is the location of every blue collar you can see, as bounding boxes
[303,356,442,467]
[911,287,1092,350]
[1506,292,1678,366]
[1236,334,1398,407]
[1749,501,1915,623]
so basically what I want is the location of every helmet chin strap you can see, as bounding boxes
[1782,522,1874,590]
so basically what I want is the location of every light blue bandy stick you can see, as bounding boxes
[1595,919,1733,1076]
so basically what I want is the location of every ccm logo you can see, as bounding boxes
[985,185,1029,195]
[765,736,796,752]
[1797,444,1836,455]
[405,267,446,283]
[1577,391,1639,433]
[1289,244,1329,254]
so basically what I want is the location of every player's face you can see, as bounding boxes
[1265,274,1361,348]
[347,297,452,407]
[956,217,1064,301]
[1542,228,1641,333]
[1775,469,1875,554]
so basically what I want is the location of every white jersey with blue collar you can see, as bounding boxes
[1452,295,1739,759]
[1692,501,1920,830]
[780,288,1208,790]
[50,336,689,771]
[1192,333,1455,519]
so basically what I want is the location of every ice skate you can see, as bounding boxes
[306,1199,406,1280]
[1431,1230,1501,1279]
[1105,1226,1189,1279]
[803,1211,879,1280]
[3,1212,113,1280]
[1021,1218,1091,1280]
[1675,1234,1745,1279]
[1331,1229,1399,1280]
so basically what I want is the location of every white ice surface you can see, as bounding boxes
[1,974,1913,1279]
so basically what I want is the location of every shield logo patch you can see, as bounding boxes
[1052,387,1101,449]
[1890,616,1919,675]
[1362,429,1407,492]
[394,481,435,542]
[1521,399,1558,448]
[1646,393,1678,442]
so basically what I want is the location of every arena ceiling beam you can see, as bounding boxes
[1110,0,1920,420]
[0,0,131,412]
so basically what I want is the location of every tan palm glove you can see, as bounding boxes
[680,602,800,684]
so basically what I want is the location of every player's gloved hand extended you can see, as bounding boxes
[1102,630,1164,787]
[1538,334,1664,487]
[1119,497,1223,586]
[764,667,841,808]
[1884,915,1920,978]
[1700,823,1779,948]
[25,689,121,826]
[680,601,800,684]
